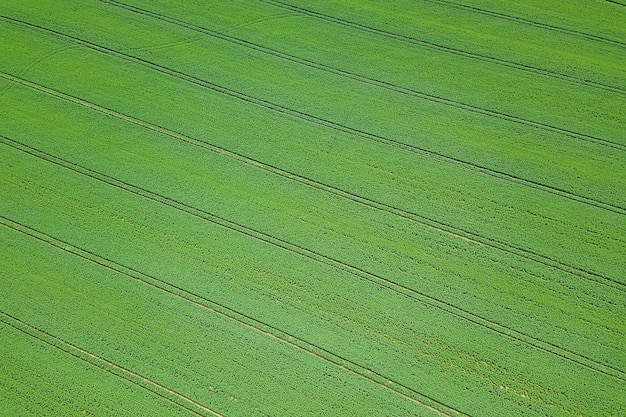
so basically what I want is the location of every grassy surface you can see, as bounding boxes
[0,0,624,416]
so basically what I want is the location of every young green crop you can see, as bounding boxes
[0,0,624,415]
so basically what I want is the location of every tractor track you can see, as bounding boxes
[97,0,626,149]
[2,70,624,292]
[1,136,624,383]
[256,0,626,96]
[0,311,225,417]
[421,0,626,48]
[0,217,467,417]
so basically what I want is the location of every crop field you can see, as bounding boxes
[0,0,624,416]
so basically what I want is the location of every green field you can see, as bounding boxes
[0,0,624,415]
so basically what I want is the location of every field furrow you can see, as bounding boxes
[3,0,626,144]
[2,69,624,292]
[444,0,626,42]
[1,57,624,368]
[0,312,224,417]
[1,146,624,416]
[1,0,623,415]
[0,216,468,417]
[0,322,198,416]
[3,70,626,321]
[255,0,626,95]
[0,17,623,280]
[98,0,626,152]
[4,133,624,382]
[2,12,624,205]
[420,0,626,47]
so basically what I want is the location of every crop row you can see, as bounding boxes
[3,1,625,153]
[256,0,625,93]
[0,18,623,279]
[3,130,623,379]
[0,317,190,416]
[1,1,623,415]
[1,22,619,368]
[2,71,625,367]
[3,149,617,409]
[0,123,623,415]
[0,224,439,416]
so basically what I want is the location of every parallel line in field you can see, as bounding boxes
[421,0,626,48]
[0,217,465,417]
[99,0,626,177]
[605,0,626,7]
[2,71,623,291]
[2,136,623,382]
[2,18,625,158]
[3,18,625,208]
[4,19,625,283]
[257,0,626,96]
[0,311,224,417]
